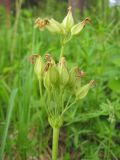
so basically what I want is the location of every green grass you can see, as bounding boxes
[0,3,120,160]
[0,89,17,160]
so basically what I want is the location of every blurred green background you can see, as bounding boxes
[0,0,120,159]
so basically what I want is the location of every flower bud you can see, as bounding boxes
[69,66,78,86]
[46,18,65,34]
[49,65,59,85]
[75,69,85,91]
[58,57,69,87]
[44,63,51,90]
[34,56,45,80]
[71,18,91,36]
[76,80,95,100]
[69,67,85,94]
[62,6,74,31]
[44,61,59,89]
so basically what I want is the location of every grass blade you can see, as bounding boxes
[0,89,17,160]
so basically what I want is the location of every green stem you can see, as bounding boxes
[60,44,64,58]
[52,127,60,160]
[39,80,42,97]
[61,100,76,116]
[60,35,72,58]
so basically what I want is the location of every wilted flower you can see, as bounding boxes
[35,18,49,30]
[28,54,39,64]
[45,53,56,65]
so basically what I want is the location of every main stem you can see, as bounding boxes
[60,44,64,58]
[52,127,60,160]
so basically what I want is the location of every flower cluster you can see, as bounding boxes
[35,7,91,36]
[33,54,94,127]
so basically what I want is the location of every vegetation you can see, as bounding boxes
[0,1,120,159]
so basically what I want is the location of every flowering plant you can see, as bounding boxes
[32,7,94,160]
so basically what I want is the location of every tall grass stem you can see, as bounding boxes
[10,0,23,61]
[0,89,17,160]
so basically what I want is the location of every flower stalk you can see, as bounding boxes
[60,44,65,58]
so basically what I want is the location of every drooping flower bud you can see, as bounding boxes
[76,80,95,100]
[58,57,69,87]
[34,56,45,81]
[62,6,74,31]
[46,18,65,34]
[71,18,91,36]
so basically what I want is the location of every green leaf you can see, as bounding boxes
[108,79,120,93]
